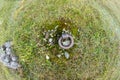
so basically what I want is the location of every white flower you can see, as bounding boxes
[48,38,53,43]
[46,55,50,60]
[57,54,61,58]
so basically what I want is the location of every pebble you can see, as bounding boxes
[10,62,20,69]
[4,42,11,48]
[64,52,70,59]
[11,56,17,62]
[0,53,6,61]
[0,41,20,69]
[6,47,11,52]
[45,32,49,39]
[3,55,11,63]
[6,51,11,55]
[3,62,10,67]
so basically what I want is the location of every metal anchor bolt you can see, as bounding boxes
[58,33,74,49]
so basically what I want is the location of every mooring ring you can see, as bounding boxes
[58,33,74,49]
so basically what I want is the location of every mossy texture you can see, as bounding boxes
[0,0,120,80]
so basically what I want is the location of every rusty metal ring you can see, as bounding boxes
[58,33,74,49]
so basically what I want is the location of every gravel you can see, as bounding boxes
[0,41,20,69]
[64,52,70,59]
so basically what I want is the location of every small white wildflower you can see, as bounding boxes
[46,55,50,60]
[48,38,53,43]
[57,54,61,58]
[43,38,47,42]
[51,30,54,32]
[55,25,59,29]
[64,23,67,25]
[50,34,53,37]
[78,29,80,32]
[63,28,66,31]
[4,42,11,48]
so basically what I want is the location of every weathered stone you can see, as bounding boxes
[6,47,11,52]
[3,55,11,63]
[3,62,11,67]
[10,62,20,69]
[11,56,17,62]
[4,42,11,48]
[0,41,20,69]
[0,53,6,61]
[6,51,11,55]
[64,52,70,59]
[0,47,5,54]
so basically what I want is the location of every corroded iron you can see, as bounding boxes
[58,33,74,49]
